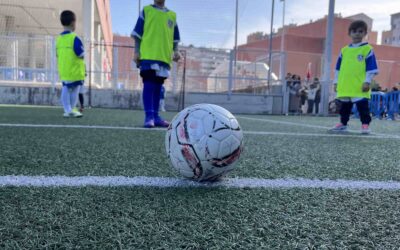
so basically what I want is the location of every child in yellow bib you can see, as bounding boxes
[131,0,181,128]
[330,20,378,134]
[56,10,85,118]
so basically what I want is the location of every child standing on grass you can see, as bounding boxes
[329,20,378,134]
[131,0,180,128]
[56,10,84,118]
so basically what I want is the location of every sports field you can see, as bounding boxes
[1,105,400,249]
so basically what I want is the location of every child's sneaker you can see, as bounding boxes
[329,123,348,133]
[70,110,83,118]
[154,117,170,128]
[361,124,371,134]
[144,119,155,128]
[63,113,70,118]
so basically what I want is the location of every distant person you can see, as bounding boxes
[314,77,321,114]
[285,73,292,87]
[132,0,181,128]
[298,77,307,114]
[289,74,301,113]
[306,79,321,114]
[56,10,84,118]
[329,20,378,134]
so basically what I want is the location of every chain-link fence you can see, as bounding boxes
[0,34,286,94]
[0,35,56,84]
[2,0,400,114]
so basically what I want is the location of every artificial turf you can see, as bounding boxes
[0,126,399,180]
[1,188,400,249]
[2,105,399,135]
[1,105,400,249]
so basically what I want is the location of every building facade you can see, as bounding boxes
[238,13,400,88]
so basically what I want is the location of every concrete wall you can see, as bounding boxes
[184,93,282,114]
[0,86,283,115]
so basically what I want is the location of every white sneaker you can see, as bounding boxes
[70,110,83,118]
[329,123,348,133]
[63,113,70,118]
[361,124,370,134]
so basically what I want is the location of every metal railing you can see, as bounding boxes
[370,91,400,120]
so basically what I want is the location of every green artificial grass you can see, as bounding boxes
[242,114,400,135]
[1,188,400,249]
[2,105,399,135]
[1,105,400,249]
[0,126,399,181]
[0,105,169,127]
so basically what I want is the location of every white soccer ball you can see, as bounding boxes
[165,104,244,182]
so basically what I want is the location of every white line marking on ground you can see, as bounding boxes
[238,116,330,130]
[0,123,398,140]
[1,176,400,190]
[244,131,398,139]
[237,116,400,139]
[0,123,166,131]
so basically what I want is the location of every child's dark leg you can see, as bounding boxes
[356,99,371,125]
[79,93,84,108]
[307,100,314,114]
[339,101,353,125]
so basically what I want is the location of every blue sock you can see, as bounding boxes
[142,81,156,120]
[152,83,162,120]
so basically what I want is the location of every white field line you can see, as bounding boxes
[238,116,330,130]
[1,176,400,190]
[0,123,398,140]
[243,131,398,139]
[0,123,166,131]
[237,116,400,139]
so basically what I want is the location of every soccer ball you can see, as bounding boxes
[165,104,243,182]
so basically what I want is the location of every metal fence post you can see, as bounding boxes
[12,37,18,81]
[112,46,118,89]
[280,52,288,114]
[88,42,92,107]
[321,0,335,116]
[228,49,234,100]
[172,62,177,94]
[50,36,56,93]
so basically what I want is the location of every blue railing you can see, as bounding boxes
[353,91,400,120]
[0,67,54,82]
